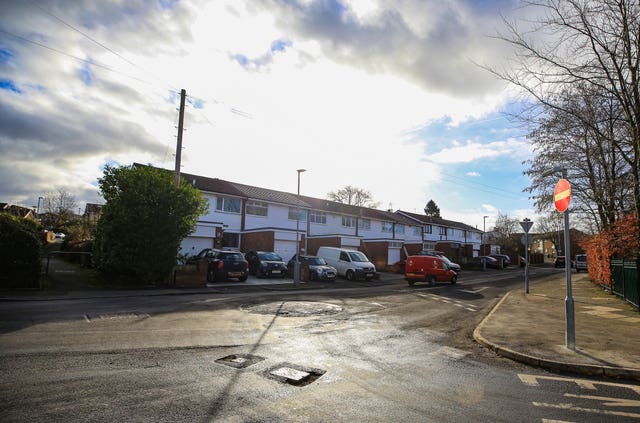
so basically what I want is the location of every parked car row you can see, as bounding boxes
[190,246,378,283]
[554,254,588,272]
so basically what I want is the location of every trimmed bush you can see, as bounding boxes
[0,213,41,289]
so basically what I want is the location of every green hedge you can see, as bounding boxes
[0,213,41,289]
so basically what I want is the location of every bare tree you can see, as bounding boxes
[327,186,380,208]
[488,212,521,254]
[523,85,632,231]
[41,188,77,230]
[489,0,640,226]
[534,212,565,254]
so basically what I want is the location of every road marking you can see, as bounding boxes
[459,287,489,294]
[541,419,575,423]
[532,402,640,419]
[518,374,640,395]
[415,293,477,312]
[564,393,640,408]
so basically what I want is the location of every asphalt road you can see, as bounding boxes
[2,267,640,422]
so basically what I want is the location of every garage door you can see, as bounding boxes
[274,240,297,262]
[180,237,213,258]
[388,247,401,266]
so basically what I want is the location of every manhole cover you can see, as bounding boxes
[85,312,149,322]
[263,362,325,386]
[242,301,342,317]
[215,354,265,369]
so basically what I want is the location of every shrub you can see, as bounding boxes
[581,214,639,286]
[0,213,41,289]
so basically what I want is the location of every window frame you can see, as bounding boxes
[216,196,242,214]
[246,200,268,217]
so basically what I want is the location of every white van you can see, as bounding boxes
[316,246,376,281]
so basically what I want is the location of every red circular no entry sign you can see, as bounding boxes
[554,178,571,212]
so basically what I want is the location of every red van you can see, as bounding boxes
[405,255,458,286]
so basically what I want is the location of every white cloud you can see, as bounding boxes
[0,0,535,224]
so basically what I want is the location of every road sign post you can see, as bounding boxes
[554,176,575,350]
[520,218,533,294]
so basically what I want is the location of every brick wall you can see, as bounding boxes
[306,237,341,255]
[362,241,389,271]
[242,231,275,253]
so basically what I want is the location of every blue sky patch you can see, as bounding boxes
[271,39,292,53]
[79,62,94,86]
[0,47,14,64]
[0,79,21,94]
[158,0,178,10]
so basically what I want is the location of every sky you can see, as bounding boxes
[0,0,541,232]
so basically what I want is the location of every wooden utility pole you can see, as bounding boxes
[174,89,186,186]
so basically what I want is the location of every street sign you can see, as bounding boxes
[520,218,533,233]
[554,179,571,212]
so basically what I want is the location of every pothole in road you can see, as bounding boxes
[263,362,326,387]
[241,301,343,317]
[215,353,266,369]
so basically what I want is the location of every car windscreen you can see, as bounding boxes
[348,251,369,262]
[307,257,326,265]
[221,252,244,260]
[258,252,282,261]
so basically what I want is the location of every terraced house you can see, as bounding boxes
[178,170,483,271]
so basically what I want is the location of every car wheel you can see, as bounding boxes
[427,276,436,287]
[407,280,415,286]
[346,270,355,281]
[239,274,248,282]
[451,275,457,284]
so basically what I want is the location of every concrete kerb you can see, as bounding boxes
[473,292,640,381]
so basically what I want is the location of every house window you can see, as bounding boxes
[342,216,355,228]
[216,196,241,213]
[413,226,421,236]
[395,224,405,234]
[382,222,393,232]
[309,211,326,224]
[288,208,307,221]
[424,224,432,234]
[389,241,402,248]
[439,226,447,236]
[246,200,268,216]
[358,218,371,230]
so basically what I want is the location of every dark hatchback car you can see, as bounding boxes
[554,256,566,268]
[245,251,287,278]
[287,255,337,281]
[204,250,249,282]
[489,254,511,267]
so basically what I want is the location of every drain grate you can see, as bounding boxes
[215,354,265,369]
[263,362,325,387]
[242,301,342,317]
[85,311,149,322]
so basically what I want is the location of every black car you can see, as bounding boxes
[205,250,249,282]
[287,255,337,281]
[489,254,511,267]
[187,248,216,264]
[477,256,499,269]
[245,251,287,278]
[554,256,566,268]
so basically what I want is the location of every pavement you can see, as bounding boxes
[2,260,640,381]
[474,272,640,381]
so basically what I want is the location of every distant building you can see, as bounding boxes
[84,203,104,222]
[0,203,36,220]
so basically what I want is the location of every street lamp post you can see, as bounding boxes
[36,196,43,218]
[483,215,488,270]
[294,169,306,285]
